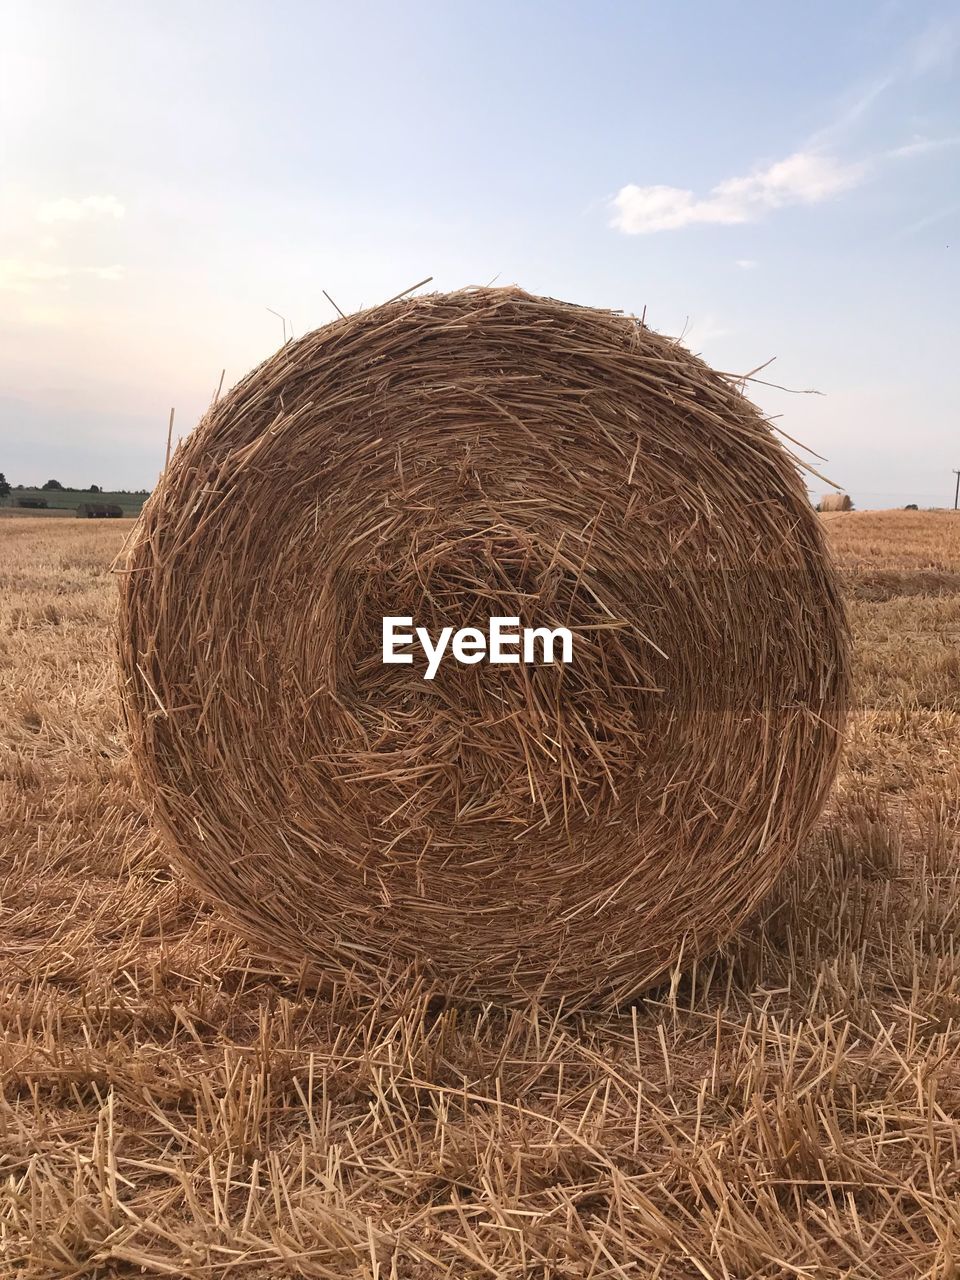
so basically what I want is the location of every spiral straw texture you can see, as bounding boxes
[119,287,849,1007]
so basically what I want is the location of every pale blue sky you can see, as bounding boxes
[1,1,957,505]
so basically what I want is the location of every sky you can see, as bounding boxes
[1,0,958,506]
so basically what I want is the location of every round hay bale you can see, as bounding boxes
[119,287,849,1007]
[819,492,853,512]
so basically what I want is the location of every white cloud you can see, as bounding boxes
[895,200,960,239]
[0,260,72,288]
[808,18,958,152]
[90,264,124,281]
[885,134,960,159]
[612,151,864,235]
[808,76,896,150]
[735,258,758,270]
[0,258,125,291]
[612,16,960,240]
[37,194,125,224]
[682,316,732,346]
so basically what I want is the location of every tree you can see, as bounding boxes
[0,473,10,503]
[89,484,101,493]
[41,479,64,490]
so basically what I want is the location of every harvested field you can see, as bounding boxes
[2,509,960,1277]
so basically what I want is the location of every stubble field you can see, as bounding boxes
[2,510,960,1278]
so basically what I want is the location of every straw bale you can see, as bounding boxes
[819,492,853,512]
[119,288,850,1006]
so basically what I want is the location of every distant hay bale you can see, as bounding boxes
[119,287,850,1007]
[819,492,853,512]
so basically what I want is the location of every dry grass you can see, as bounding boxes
[2,509,960,1277]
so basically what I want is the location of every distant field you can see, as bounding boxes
[3,487,148,516]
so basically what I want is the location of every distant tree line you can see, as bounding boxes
[0,474,150,500]
[38,479,148,493]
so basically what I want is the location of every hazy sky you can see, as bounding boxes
[1,1,957,505]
